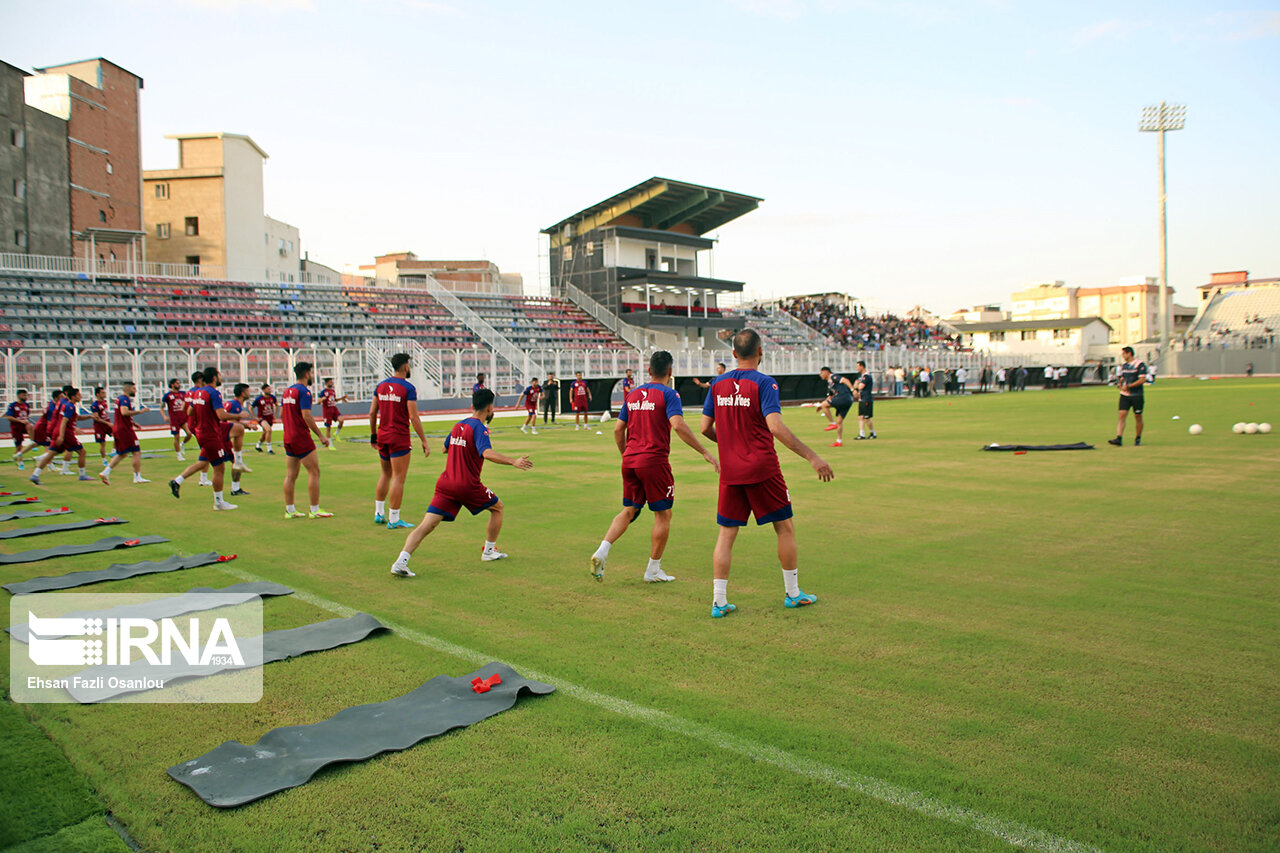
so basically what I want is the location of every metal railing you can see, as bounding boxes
[564,283,650,350]
[418,274,546,380]
[0,253,228,281]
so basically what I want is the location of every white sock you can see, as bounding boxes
[234,451,243,463]
[594,540,611,560]
[389,508,400,523]
[286,504,296,514]
[397,550,412,564]
[859,429,866,437]
[483,540,497,552]
[214,491,224,503]
[255,441,261,448]
[713,578,729,607]
[265,443,271,451]
[783,569,800,598]
[79,466,86,475]
[646,558,662,574]
[310,505,320,514]
[174,474,185,485]
[375,500,386,516]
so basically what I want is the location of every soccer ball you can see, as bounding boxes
[1232,422,1246,434]
[1260,423,1273,434]
[1188,424,1202,435]
[1245,422,1259,435]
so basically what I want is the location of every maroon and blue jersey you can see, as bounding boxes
[281,384,311,443]
[113,395,139,446]
[621,376,635,394]
[252,393,277,420]
[471,382,486,394]
[224,397,244,438]
[5,400,30,435]
[189,387,224,442]
[162,390,187,423]
[439,417,493,489]
[571,380,589,403]
[520,384,541,408]
[375,377,417,441]
[320,387,339,411]
[702,369,783,485]
[90,399,110,423]
[619,383,683,468]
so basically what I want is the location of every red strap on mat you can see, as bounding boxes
[216,554,238,562]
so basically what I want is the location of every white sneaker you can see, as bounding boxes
[198,479,211,487]
[176,452,186,461]
[232,460,246,473]
[391,560,415,578]
[531,428,538,435]
[480,549,508,562]
[98,471,110,485]
[213,500,238,511]
[134,477,150,484]
[520,426,527,433]
[644,568,677,583]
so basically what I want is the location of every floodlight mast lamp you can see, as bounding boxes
[1139,101,1186,365]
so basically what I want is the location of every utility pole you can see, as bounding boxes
[1139,102,1187,366]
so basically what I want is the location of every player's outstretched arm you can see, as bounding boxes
[700,414,717,443]
[693,378,709,388]
[765,412,834,482]
[407,400,429,456]
[670,415,719,472]
[482,448,533,470]
[613,417,627,455]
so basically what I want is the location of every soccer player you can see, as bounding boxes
[99,381,149,485]
[161,378,192,460]
[4,389,32,468]
[620,368,636,396]
[369,352,430,529]
[253,383,277,454]
[570,371,592,429]
[30,386,91,484]
[390,388,532,577]
[281,361,332,518]
[167,368,240,510]
[1108,345,1147,447]
[589,350,719,584]
[473,373,494,424]
[518,378,541,434]
[226,383,255,483]
[852,360,877,440]
[185,371,212,485]
[541,372,559,424]
[817,367,855,447]
[692,363,727,389]
[24,389,61,470]
[699,330,833,618]
[89,387,113,461]
[319,378,348,448]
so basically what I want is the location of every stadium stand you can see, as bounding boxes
[1184,282,1280,349]
[780,296,960,350]
[721,306,826,349]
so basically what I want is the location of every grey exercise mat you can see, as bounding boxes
[0,507,71,522]
[69,612,387,703]
[0,516,127,540]
[981,442,1095,452]
[7,581,293,643]
[0,534,169,566]
[4,551,231,594]
[168,662,555,807]
[0,491,25,498]
[0,497,40,507]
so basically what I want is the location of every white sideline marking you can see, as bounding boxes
[222,566,1101,853]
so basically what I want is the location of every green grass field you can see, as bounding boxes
[1,378,1277,853]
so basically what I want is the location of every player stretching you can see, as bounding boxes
[370,353,429,529]
[24,390,61,471]
[1108,346,1147,447]
[99,381,149,485]
[31,386,91,484]
[700,330,833,618]
[570,371,592,429]
[253,383,277,454]
[161,378,193,460]
[89,387,113,462]
[852,360,877,440]
[167,368,239,511]
[5,388,32,468]
[518,378,541,434]
[185,371,212,486]
[817,367,855,446]
[390,388,532,577]
[320,378,348,449]
[225,383,254,486]
[281,362,332,518]
[589,350,719,584]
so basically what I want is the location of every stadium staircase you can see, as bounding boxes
[563,283,651,351]
[417,275,546,379]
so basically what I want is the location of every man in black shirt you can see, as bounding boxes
[853,360,877,440]
[818,366,855,447]
[541,372,559,424]
[1108,346,1147,447]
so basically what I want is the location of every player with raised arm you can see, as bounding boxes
[370,353,430,529]
[281,361,332,518]
[692,363,727,389]
[167,368,239,511]
[700,330,834,618]
[89,387,113,463]
[319,378,348,448]
[99,381,149,485]
[589,350,719,584]
[390,388,532,578]
[570,371,592,430]
[1108,345,1148,447]
[518,378,541,435]
[31,387,91,484]
[253,383,277,454]
[817,366,856,447]
[5,388,32,469]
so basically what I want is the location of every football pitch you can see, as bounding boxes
[1,377,1277,853]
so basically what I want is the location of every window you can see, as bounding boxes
[156,222,170,239]
[154,183,169,199]
[1053,328,1071,339]
[185,217,199,236]
[1021,330,1037,341]
[185,255,200,267]
[287,240,293,254]
[989,331,1005,342]
[10,128,23,148]
[98,210,107,223]
[12,179,24,199]
[14,229,27,248]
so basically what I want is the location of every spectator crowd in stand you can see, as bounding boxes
[779,297,959,350]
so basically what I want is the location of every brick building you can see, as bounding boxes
[0,60,71,256]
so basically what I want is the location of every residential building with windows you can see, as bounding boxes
[0,60,71,256]
[953,317,1112,360]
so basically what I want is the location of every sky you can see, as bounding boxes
[2,0,1277,314]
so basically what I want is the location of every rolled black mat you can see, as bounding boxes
[0,516,127,540]
[0,497,40,507]
[7,581,293,643]
[981,442,1095,451]
[3,551,230,594]
[0,535,169,566]
[168,662,555,807]
[69,612,387,703]
[0,507,72,522]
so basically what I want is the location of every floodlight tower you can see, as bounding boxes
[1139,101,1186,362]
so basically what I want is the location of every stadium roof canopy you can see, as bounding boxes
[542,178,761,242]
